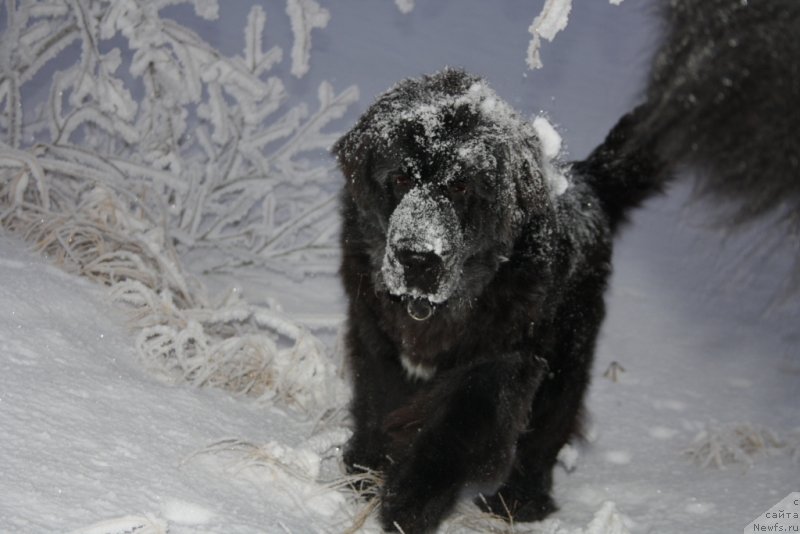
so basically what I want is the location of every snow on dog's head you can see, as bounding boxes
[334,69,565,318]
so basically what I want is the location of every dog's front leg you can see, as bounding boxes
[343,309,417,475]
[379,353,545,533]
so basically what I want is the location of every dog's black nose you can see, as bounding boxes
[396,249,443,293]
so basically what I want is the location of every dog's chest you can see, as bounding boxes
[392,313,463,381]
[400,353,437,381]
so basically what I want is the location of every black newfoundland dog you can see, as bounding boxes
[333,0,798,531]
[334,68,646,533]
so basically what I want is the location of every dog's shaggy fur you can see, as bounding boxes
[334,71,658,532]
[333,1,799,532]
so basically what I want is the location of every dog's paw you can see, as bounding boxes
[343,434,388,474]
[379,462,458,533]
[476,489,557,523]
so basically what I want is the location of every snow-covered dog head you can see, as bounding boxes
[335,69,566,320]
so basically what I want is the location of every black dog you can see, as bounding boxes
[333,1,799,532]
[335,68,656,533]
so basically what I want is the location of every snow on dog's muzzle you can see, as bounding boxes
[382,186,465,316]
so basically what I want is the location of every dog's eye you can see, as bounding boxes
[392,173,413,188]
[447,180,468,195]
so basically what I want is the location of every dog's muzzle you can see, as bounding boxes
[381,186,465,315]
[394,249,444,295]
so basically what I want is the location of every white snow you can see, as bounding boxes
[161,500,215,525]
[604,451,633,466]
[394,0,415,15]
[533,115,563,159]
[533,115,570,196]
[0,234,352,533]
[2,2,798,534]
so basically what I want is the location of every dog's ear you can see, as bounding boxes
[506,139,549,221]
[333,113,390,216]
[508,123,569,226]
[333,122,371,187]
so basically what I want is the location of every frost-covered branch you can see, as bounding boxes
[286,0,330,78]
[0,0,356,412]
[1,0,358,274]
[527,0,624,69]
[0,152,347,412]
[685,422,788,469]
[527,0,573,70]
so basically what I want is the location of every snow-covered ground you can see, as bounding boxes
[2,195,797,534]
[0,234,352,533]
[1,1,798,533]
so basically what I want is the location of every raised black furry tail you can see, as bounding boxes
[580,0,800,235]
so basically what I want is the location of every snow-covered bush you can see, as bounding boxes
[0,0,354,412]
[0,0,357,274]
[685,422,787,469]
